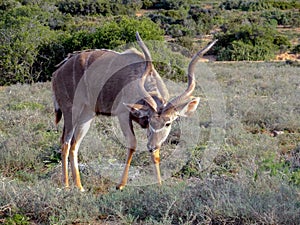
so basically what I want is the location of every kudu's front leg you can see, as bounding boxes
[117,148,135,190]
[117,114,137,190]
[151,149,162,185]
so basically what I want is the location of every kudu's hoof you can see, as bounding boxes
[116,184,125,191]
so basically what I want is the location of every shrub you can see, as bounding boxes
[166,24,192,37]
[0,2,73,85]
[56,0,142,16]
[33,33,68,82]
[62,16,164,53]
[261,10,300,27]
[188,6,220,34]
[0,0,19,11]
[0,16,58,85]
[292,44,300,54]
[35,16,164,82]
[175,36,194,52]
[215,23,291,61]
[1,2,69,30]
[142,0,186,10]
[220,0,300,11]
[240,0,273,11]
[147,9,190,37]
[219,0,241,10]
[270,0,300,10]
[148,5,220,37]
[148,6,220,37]
[0,10,164,84]
[57,0,112,16]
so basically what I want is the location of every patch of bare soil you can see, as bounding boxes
[275,52,300,61]
[136,9,159,17]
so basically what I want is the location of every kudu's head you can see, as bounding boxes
[125,32,217,152]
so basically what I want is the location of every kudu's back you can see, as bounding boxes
[52,49,148,116]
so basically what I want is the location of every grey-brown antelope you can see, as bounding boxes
[52,32,217,191]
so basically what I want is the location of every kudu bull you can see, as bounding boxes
[52,32,217,191]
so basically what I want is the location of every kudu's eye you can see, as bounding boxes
[165,122,171,127]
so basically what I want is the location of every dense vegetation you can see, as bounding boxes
[0,0,164,85]
[0,0,299,85]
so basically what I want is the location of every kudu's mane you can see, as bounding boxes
[55,48,144,68]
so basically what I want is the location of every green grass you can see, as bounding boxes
[0,62,300,224]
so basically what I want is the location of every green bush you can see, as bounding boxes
[148,11,188,37]
[33,34,69,82]
[0,17,58,85]
[62,16,164,52]
[261,10,300,27]
[270,0,300,10]
[56,0,142,16]
[142,0,186,10]
[0,5,164,85]
[220,0,300,11]
[0,2,71,85]
[188,6,220,34]
[5,214,30,225]
[240,0,273,11]
[215,23,291,61]
[0,0,19,11]
[175,36,194,52]
[292,44,300,54]
[35,16,164,82]
[0,1,76,84]
[1,2,69,30]
[148,6,220,37]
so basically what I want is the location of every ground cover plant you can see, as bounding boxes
[0,62,299,224]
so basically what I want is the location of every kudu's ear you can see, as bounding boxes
[123,103,150,118]
[176,97,200,117]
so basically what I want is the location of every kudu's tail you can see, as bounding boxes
[53,95,62,125]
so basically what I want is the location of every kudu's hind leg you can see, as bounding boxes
[61,140,71,189]
[61,118,75,190]
[69,110,93,192]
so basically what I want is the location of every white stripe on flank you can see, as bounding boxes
[52,94,59,111]
[85,52,93,71]
[72,54,77,93]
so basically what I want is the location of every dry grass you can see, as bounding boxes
[0,62,299,224]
